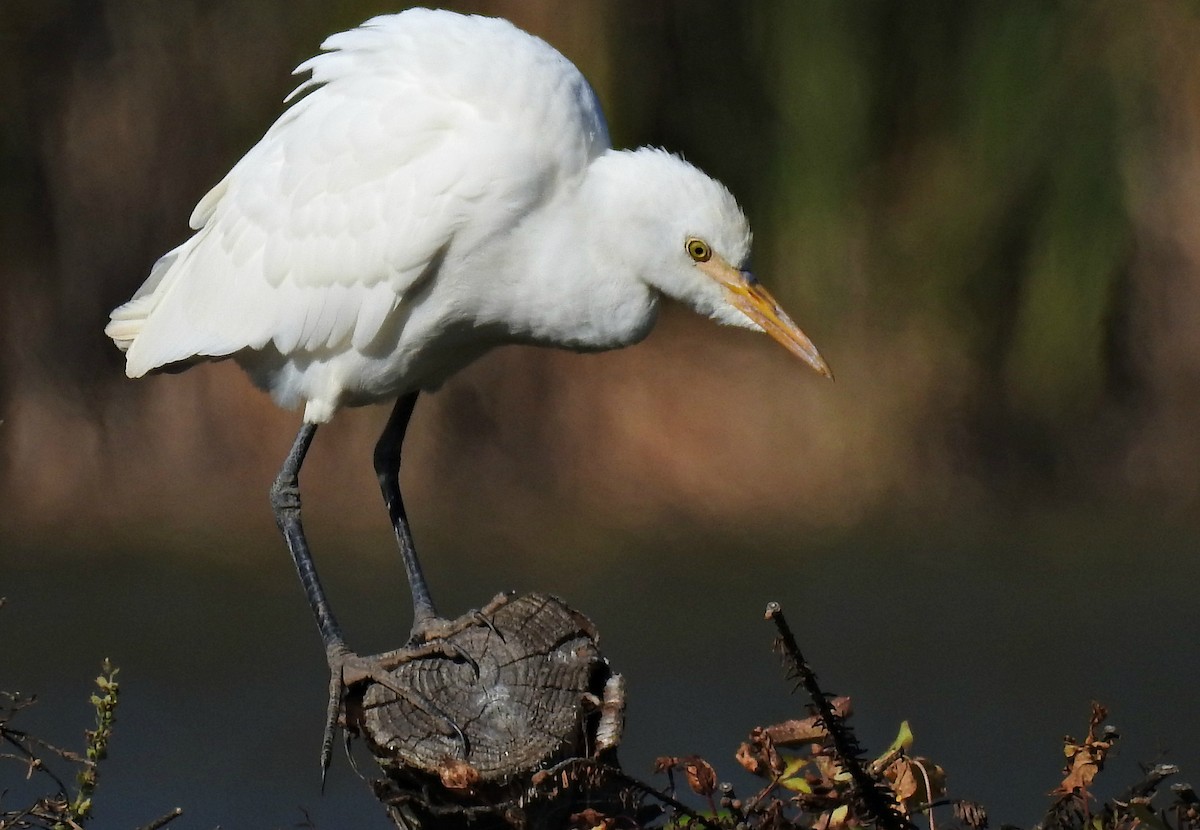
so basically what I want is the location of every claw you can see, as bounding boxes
[434,639,480,678]
[320,644,471,778]
[343,718,362,780]
[378,631,482,679]
[320,669,341,789]
[473,609,506,644]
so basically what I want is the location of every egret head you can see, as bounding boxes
[594,148,831,378]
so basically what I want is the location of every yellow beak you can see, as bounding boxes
[699,259,833,379]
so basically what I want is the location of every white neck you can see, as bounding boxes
[473,151,663,353]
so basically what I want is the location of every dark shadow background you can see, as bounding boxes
[3,2,1200,827]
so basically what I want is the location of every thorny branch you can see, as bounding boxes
[641,602,1196,830]
[765,601,916,830]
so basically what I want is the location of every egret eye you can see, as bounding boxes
[686,238,712,263]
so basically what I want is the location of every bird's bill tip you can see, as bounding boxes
[727,279,833,380]
[698,258,832,379]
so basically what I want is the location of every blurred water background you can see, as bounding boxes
[4,1,1200,827]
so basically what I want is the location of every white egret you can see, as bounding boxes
[105,8,831,770]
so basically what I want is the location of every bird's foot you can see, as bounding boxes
[319,642,469,783]
[318,595,514,781]
[393,592,514,669]
[407,614,473,645]
[405,591,514,646]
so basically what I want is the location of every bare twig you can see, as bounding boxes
[134,807,184,830]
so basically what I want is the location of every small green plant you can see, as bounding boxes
[2,650,182,830]
[1,658,120,830]
[58,659,120,827]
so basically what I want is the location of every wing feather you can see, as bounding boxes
[107,8,610,380]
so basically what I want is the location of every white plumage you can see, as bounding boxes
[109,12,604,421]
[106,9,826,425]
[104,9,830,769]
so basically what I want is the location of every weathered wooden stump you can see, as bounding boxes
[347,593,644,830]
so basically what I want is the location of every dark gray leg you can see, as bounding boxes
[271,413,465,781]
[374,391,439,632]
[270,422,345,648]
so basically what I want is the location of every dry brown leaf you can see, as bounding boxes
[437,757,480,793]
[955,800,989,830]
[654,754,718,797]
[736,740,766,776]
[1057,748,1101,794]
[653,755,681,776]
[1054,702,1115,797]
[683,755,718,797]
[759,697,852,747]
[735,726,784,778]
[888,758,920,806]
[567,807,615,830]
[885,756,946,812]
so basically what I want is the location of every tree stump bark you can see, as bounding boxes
[348,593,643,830]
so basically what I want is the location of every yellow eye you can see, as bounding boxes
[686,238,712,262]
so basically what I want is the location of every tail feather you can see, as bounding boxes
[104,243,195,378]
[104,301,152,353]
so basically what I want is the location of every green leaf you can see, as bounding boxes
[779,754,813,792]
[884,721,914,756]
